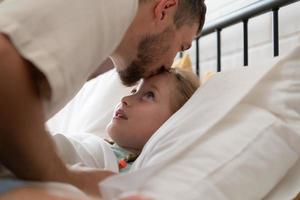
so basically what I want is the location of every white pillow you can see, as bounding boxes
[46,69,132,138]
[100,46,300,200]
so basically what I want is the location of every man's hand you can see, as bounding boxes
[120,195,153,200]
[68,166,116,197]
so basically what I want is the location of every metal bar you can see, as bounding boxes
[243,19,249,66]
[199,0,299,38]
[217,29,222,72]
[273,8,279,57]
[196,38,200,76]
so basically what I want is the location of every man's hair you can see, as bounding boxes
[174,0,207,36]
[139,0,207,36]
[169,68,200,113]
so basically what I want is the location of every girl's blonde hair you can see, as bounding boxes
[169,68,200,113]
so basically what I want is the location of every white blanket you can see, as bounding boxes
[53,133,118,173]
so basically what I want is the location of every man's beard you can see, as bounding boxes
[117,26,174,86]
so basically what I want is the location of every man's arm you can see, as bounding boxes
[0,34,115,196]
[0,187,151,200]
[0,34,71,182]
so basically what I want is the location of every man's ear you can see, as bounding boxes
[153,0,178,23]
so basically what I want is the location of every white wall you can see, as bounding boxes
[184,0,300,79]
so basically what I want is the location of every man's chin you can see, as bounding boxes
[117,72,141,87]
[116,61,148,86]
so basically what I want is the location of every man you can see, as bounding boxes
[0,0,206,197]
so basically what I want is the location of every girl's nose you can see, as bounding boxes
[121,95,131,106]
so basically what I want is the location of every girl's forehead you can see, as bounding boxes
[140,73,173,88]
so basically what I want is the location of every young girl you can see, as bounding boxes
[105,68,200,172]
[52,68,200,173]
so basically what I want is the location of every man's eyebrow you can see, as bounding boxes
[182,43,192,51]
[185,43,192,50]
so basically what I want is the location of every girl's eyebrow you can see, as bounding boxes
[149,84,159,94]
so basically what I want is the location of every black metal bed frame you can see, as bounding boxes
[192,0,300,76]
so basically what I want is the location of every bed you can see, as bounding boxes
[47,0,300,199]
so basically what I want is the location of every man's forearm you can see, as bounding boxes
[0,34,70,182]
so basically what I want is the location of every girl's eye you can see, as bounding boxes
[142,91,155,101]
[130,88,137,94]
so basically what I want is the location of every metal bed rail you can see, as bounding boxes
[194,0,300,75]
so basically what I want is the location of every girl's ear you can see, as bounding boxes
[153,0,178,23]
